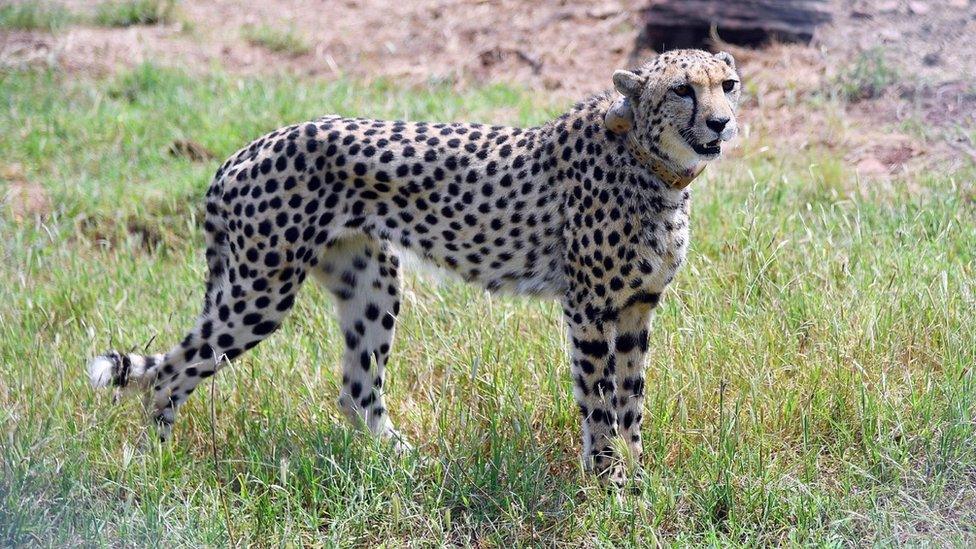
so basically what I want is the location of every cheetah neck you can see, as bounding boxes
[625,132,704,190]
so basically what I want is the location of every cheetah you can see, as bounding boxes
[87,49,741,483]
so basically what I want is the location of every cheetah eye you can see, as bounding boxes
[722,79,738,93]
[672,84,693,98]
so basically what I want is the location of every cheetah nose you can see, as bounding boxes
[706,117,730,133]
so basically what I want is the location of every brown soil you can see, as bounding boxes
[2,0,641,95]
[1,163,50,220]
[823,0,976,176]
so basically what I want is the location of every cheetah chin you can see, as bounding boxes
[85,48,740,486]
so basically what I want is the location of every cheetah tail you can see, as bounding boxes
[87,350,165,394]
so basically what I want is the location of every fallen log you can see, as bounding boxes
[636,0,833,51]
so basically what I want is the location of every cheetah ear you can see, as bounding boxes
[604,97,633,135]
[714,51,736,70]
[612,70,645,99]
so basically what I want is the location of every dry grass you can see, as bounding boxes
[91,0,176,28]
[241,23,310,56]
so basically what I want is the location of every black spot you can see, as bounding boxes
[365,303,380,321]
[616,333,637,354]
[252,321,278,336]
[264,251,281,267]
[276,294,295,312]
[243,313,262,325]
[574,337,609,358]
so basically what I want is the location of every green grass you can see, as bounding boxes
[1,64,975,546]
[0,1,73,31]
[836,48,900,102]
[92,0,175,28]
[242,24,312,56]
[0,1,177,31]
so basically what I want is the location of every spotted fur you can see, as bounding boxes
[86,49,741,483]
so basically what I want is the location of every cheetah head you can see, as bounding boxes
[605,49,741,178]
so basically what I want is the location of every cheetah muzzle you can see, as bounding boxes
[85,49,741,486]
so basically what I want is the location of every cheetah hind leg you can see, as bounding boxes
[314,235,410,452]
[88,236,305,443]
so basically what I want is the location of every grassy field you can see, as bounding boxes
[1,64,975,546]
[0,0,176,30]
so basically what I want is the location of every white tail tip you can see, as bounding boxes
[88,356,114,388]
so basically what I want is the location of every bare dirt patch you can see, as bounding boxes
[1,163,50,221]
[822,0,976,177]
[168,139,217,162]
[3,0,640,95]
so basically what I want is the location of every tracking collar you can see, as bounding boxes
[626,132,704,190]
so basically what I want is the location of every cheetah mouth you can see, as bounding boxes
[690,139,722,156]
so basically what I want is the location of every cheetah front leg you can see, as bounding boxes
[613,294,659,462]
[565,315,626,486]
